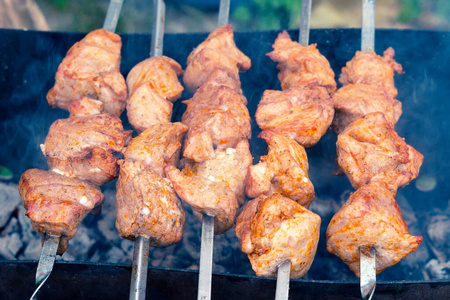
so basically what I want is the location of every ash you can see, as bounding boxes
[1,179,449,282]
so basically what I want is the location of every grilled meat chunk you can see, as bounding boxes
[183,24,251,94]
[235,193,321,278]
[339,47,404,98]
[41,113,132,186]
[68,96,104,116]
[246,131,314,208]
[180,139,252,206]
[46,29,127,116]
[115,159,185,246]
[336,112,423,190]
[123,122,188,177]
[19,168,104,254]
[126,56,184,132]
[326,181,423,277]
[164,140,252,235]
[332,83,402,134]
[267,31,336,94]
[255,86,334,147]
[182,85,251,162]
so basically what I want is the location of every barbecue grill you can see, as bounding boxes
[0,23,449,299]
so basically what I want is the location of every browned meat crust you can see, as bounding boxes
[245,130,315,208]
[42,113,132,186]
[255,86,334,147]
[46,29,127,116]
[326,181,422,277]
[115,159,185,246]
[332,83,402,134]
[336,112,423,190]
[267,31,336,94]
[19,168,104,254]
[235,193,321,278]
[339,47,404,98]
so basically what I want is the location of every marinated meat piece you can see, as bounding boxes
[326,181,422,277]
[47,29,127,116]
[235,193,321,278]
[126,56,184,101]
[245,131,315,208]
[125,56,183,132]
[183,24,251,93]
[332,83,402,134]
[196,68,247,105]
[165,163,238,235]
[180,139,252,205]
[19,168,104,254]
[68,96,104,116]
[115,159,185,246]
[336,112,423,190]
[267,31,336,94]
[182,85,251,162]
[123,122,188,177]
[255,86,334,147]
[41,113,132,186]
[339,47,404,98]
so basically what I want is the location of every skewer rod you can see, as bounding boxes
[360,247,376,300]
[275,260,291,300]
[218,0,230,27]
[31,234,60,299]
[198,214,215,300]
[151,0,166,57]
[299,0,312,46]
[361,0,375,52]
[103,0,124,32]
[130,236,151,300]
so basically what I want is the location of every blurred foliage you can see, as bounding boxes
[398,0,422,23]
[232,0,302,30]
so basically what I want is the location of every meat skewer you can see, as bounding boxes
[326,2,422,300]
[275,1,311,299]
[125,1,169,299]
[359,1,376,299]
[199,1,230,299]
[27,3,125,299]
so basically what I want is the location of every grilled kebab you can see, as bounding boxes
[47,29,127,116]
[165,24,252,235]
[126,56,184,133]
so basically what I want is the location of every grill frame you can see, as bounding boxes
[0,28,449,297]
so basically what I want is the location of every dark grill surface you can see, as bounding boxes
[0,28,449,299]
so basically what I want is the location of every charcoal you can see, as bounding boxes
[96,189,120,243]
[0,232,23,260]
[63,225,96,262]
[20,237,42,260]
[0,182,21,228]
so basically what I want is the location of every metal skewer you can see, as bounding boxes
[30,2,125,299]
[274,2,312,300]
[128,2,166,300]
[197,1,230,299]
[30,234,60,300]
[360,247,376,300]
[360,1,376,299]
[103,0,124,32]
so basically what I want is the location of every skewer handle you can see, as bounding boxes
[130,236,151,300]
[151,0,166,57]
[103,0,124,32]
[198,214,215,300]
[361,0,375,52]
[275,260,291,300]
[299,0,312,46]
